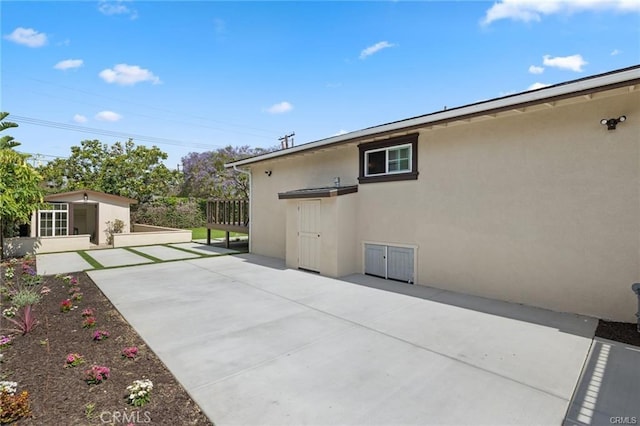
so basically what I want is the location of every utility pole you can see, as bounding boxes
[279,132,295,149]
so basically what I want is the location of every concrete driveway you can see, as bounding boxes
[89,254,597,425]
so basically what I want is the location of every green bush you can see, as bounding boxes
[132,198,205,229]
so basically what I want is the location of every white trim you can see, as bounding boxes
[226,66,639,168]
[364,143,412,177]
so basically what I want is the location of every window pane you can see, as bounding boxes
[388,146,411,172]
[366,150,386,175]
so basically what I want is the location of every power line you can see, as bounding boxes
[11,115,221,150]
[23,77,281,138]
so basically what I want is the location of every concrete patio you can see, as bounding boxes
[88,254,608,425]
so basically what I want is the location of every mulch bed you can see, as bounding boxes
[1,259,213,425]
[595,320,640,347]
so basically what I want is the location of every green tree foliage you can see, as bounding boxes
[0,112,21,150]
[0,112,44,258]
[39,139,182,203]
[180,145,275,199]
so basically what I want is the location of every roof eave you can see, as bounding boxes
[225,65,640,168]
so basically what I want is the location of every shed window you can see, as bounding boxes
[39,203,68,237]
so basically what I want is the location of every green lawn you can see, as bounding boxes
[190,227,246,240]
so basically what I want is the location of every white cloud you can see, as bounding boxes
[73,114,88,123]
[99,64,161,85]
[528,82,549,91]
[359,41,396,59]
[611,49,621,56]
[98,0,138,19]
[543,54,587,72]
[54,59,83,70]
[265,101,293,114]
[4,27,48,47]
[528,65,544,74]
[482,0,640,25]
[95,111,122,122]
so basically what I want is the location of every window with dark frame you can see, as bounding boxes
[358,134,419,184]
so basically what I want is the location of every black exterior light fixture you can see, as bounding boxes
[83,192,88,202]
[600,115,626,130]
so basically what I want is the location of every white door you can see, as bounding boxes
[298,200,321,272]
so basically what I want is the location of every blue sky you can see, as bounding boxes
[2,1,639,168]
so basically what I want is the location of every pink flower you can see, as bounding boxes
[121,346,139,359]
[60,299,72,312]
[93,330,110,341]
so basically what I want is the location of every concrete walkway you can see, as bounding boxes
[35,242,243,275]
[89,254,601,425]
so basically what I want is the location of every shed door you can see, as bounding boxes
[298,200,321,272]
[364,244,387,278]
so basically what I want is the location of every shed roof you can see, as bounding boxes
[44,189,138,204]
[226,65,640,168]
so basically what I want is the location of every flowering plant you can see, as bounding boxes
[60,299,72,312]
[4,267,14,280]
[68,286,81,295]
[121,346,138,359]
[0,335,12,349]
[92,330,110,341]
[84,365,110,384]
[81,308,94,317]
[82,317,96,329]
[0,381,17,395]
[65,353,84,368]
[126,379,153,406]
[2,307,17,318]
[71,292,83,302]
[60,275,78,286]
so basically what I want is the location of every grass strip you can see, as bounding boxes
[124,247,162,263]
[77,251,104,269]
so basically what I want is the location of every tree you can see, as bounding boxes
[180,145,275,199]
[0,112,21,150]
[0,112,43,259]
[39,139,182,203]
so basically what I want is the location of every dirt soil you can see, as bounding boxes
[595,319,640,347]
[0,261,213,425]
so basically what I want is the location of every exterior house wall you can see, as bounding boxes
[248,89,639,322]
[250,145,359,259]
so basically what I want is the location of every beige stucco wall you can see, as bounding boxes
[248,89,639,322]
[3,235,91,257]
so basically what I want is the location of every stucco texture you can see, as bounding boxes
[247,88,639,322]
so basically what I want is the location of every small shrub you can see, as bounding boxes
[0,335,12,349]
[10,289,41,308]
[65,353,85,368]
[105,219,125,245]
[5,305,38,335]
[84,365,110,385]
[2,307,17,318]
[0,381,17,395]
[0,390,31,423]
[60,299,72,312]
[121,346,138,359]
[82,317,96,329]
[92,330,110,341]
[126,379,153,407]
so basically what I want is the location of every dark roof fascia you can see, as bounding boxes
[278,185,358,200]
[226,65,640,168]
